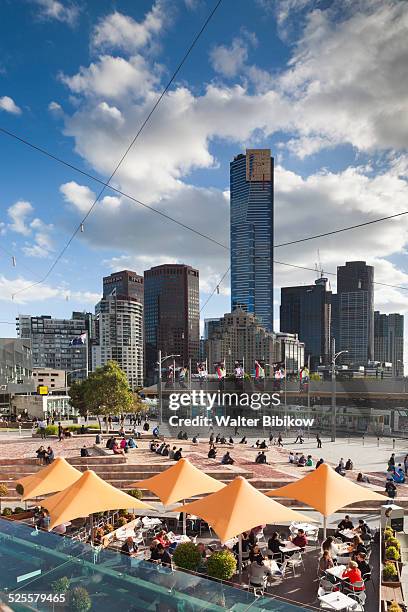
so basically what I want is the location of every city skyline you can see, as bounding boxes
[0,1,408,369]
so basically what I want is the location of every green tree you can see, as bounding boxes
[68,380,88,417]
[84,361,134,432]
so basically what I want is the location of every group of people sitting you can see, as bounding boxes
[288,452,314,467]
[255,451,268,464]
[149,440,183,461]
[105,436,138,455]
[177,431,189,440]
[36,445,54,464]
[334,458,354,476]
[209,433,235,445]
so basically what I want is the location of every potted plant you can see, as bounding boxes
[2,507,13,517]
[69,587,91,612]
[382,561,400,587]
[388,602,403,612]
[207,550,237,581]
[0,484,8,512]
[104,523,114,534]
[116,517,128,528]
[385,546,400,562]
[386,537,400,550]
[51,577,70,594]
[127,489,143,500]
[172,542,202,572]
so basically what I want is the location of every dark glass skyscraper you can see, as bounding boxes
[230,149,274,331]
[280,276,332,368]
[374,311,404,376]
[144,264,200,384]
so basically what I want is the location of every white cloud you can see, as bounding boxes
[32,0,79,25]
[0,274,99,305]
[0,96,21,114]
[92,2,166,53]
[210,37,250,78]
[7,201,34,236]
[60,182,94,214]
[22,218,54,259]
[48,100,62,113]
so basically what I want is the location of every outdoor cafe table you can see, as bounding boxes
[264,558,280,574]
[318,591,358,610]
[290,522,317,535]
[339,529,355,540]
[325,564,347,581]
[279,541,301,554]
[142,517,162,527]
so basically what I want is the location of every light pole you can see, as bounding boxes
[331,338,348,442]
[157,352,180,425]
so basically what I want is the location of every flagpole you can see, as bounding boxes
[85,331,89,379]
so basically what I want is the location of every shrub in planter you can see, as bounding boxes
[384,528,394,540]
[0,483,9,512]
[385,546,400,561]
[118,509,127,517]
[127,489,143,500]
[2,507,13,516]
[69,587,92,612]
[125,513,136,522]
[104,523,114,533]
[172,542,202,571]
[13,507,25,514]
[207,550,237,581]
[116,517,128,528]
[383,561,398,582]
[388,601,403,612]
[51,577,70,594]
[386,537,400,550]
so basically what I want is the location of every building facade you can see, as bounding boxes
[32,368,66,392]
[0,338,33,415]
[336,261,374,364]
[280,276,332,368]
[93,272,144,390]
[144,264,200,384]
[206,309,304,376]
[374,311,404,377]
[16,313,92,382]
[230,149,274,331]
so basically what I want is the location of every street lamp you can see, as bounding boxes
[157,352,180,425]
[331,338,348,442]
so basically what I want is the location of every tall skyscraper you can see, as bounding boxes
[144,264,199,384]
[280,276,332,368]
[16,313,92,382]
[230,149,274,331]
[93,270,144,390]
[103,270,144,301]
[374,311,404,376]
[336,261,374,364]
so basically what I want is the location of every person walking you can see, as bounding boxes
[277,433,283,447]
[404,454,408,477]
[316,433,322,448]
[58,422,63,442]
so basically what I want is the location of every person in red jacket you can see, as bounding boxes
[290,529,307,550]
[342,560,365,591]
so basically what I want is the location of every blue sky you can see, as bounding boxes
[1,0,408,364]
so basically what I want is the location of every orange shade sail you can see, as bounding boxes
[130,458,225,506]
[176,476,315,543]
[42,469,153,530]
[15,457,82,502]
[267,463,386,516]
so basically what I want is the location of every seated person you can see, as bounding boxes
[105,436,114,449]
[233,532,251,558]
[337,515,354,535]
[348,535,367,558]
[44,446,54,464]
[228,436,234,445]
[156,442,165,455]
[80,445,90,457]
[182,432,188,440]
[255,451,267,464]
[345,458,354,470]
[121,536,138,558]
[335,462,346,476]
[220,436,227,445]
[254,439,260,448]
[148,539,160,561]
[208,445,217,459]
[239,436,247,444]
[357,472,370,483]
[393,465,405,483]
[161,444,170,457]
[288,452,295,463]
[156,530,170,548]
[156,543,172,566]
[177,431,183,440]
[221,451,234,465]
[356,552,371,578]
[120,438,128,453]
[342,560,365,591]
[355,519,371,540]
[249,544,264,563]
[169,446,176,460]
[297,454,306,467]
[267,532,284,561]
[305,455,313,467]
[215,434,221,443]
[289,529,307,550]
[293,453,300,465]
[152,426,159,437]
[112,441,125,455]
[192,436,198,444]
[173,448,183,461]
[322,536,340,561]
[248,558,272,588]
[386,479,397,498]
[259,440,267,449]
[37,510,51,529]
[127,437,137,449]
[315,458,324,469]
[36,446,46,462]
[318,550,334,576]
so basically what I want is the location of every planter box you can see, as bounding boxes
[7,511,35,521]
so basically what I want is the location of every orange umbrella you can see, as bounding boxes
[130,458,225,506]
[131,458,225,535]
[267,463,386,535]
[42,469,153,530]
[15,458,82,502]
[176,476,315,579]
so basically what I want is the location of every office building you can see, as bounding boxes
[32,368,66,392]
[280,276,332,368]
[336,261,374,364]
[93,270,144,390]
[16,313,92,382]
[0,338,33,415]
[144,264,200,384]
[374,311,404,377]
[230,149,274,331]
[206,309,304,376]
[103,270,144,301]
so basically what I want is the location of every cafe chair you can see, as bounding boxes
[286,551,305,577]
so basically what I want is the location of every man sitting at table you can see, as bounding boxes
[336,515,354,540]
[289,529,307,550]
[248,558,272,588]
[156,530,171,548]
[121,537,138,559]
[267,532,284,561]
[156,543,172,566]
[148,540,160,561]
[356,552,371,579]
[342,560,365,591]
[249,544,264,563]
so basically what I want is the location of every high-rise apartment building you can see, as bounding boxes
[93,270,144,390]
[144,264,199,384]
[280,276,332,368]
[16,313,92,382]
[230,149,274,331]
[103,270,144,301]
[374,311,404,376]
[336,261,374,364]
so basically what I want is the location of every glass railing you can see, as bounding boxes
[0,519,312,611]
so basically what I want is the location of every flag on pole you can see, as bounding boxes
[70,332,87,346]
